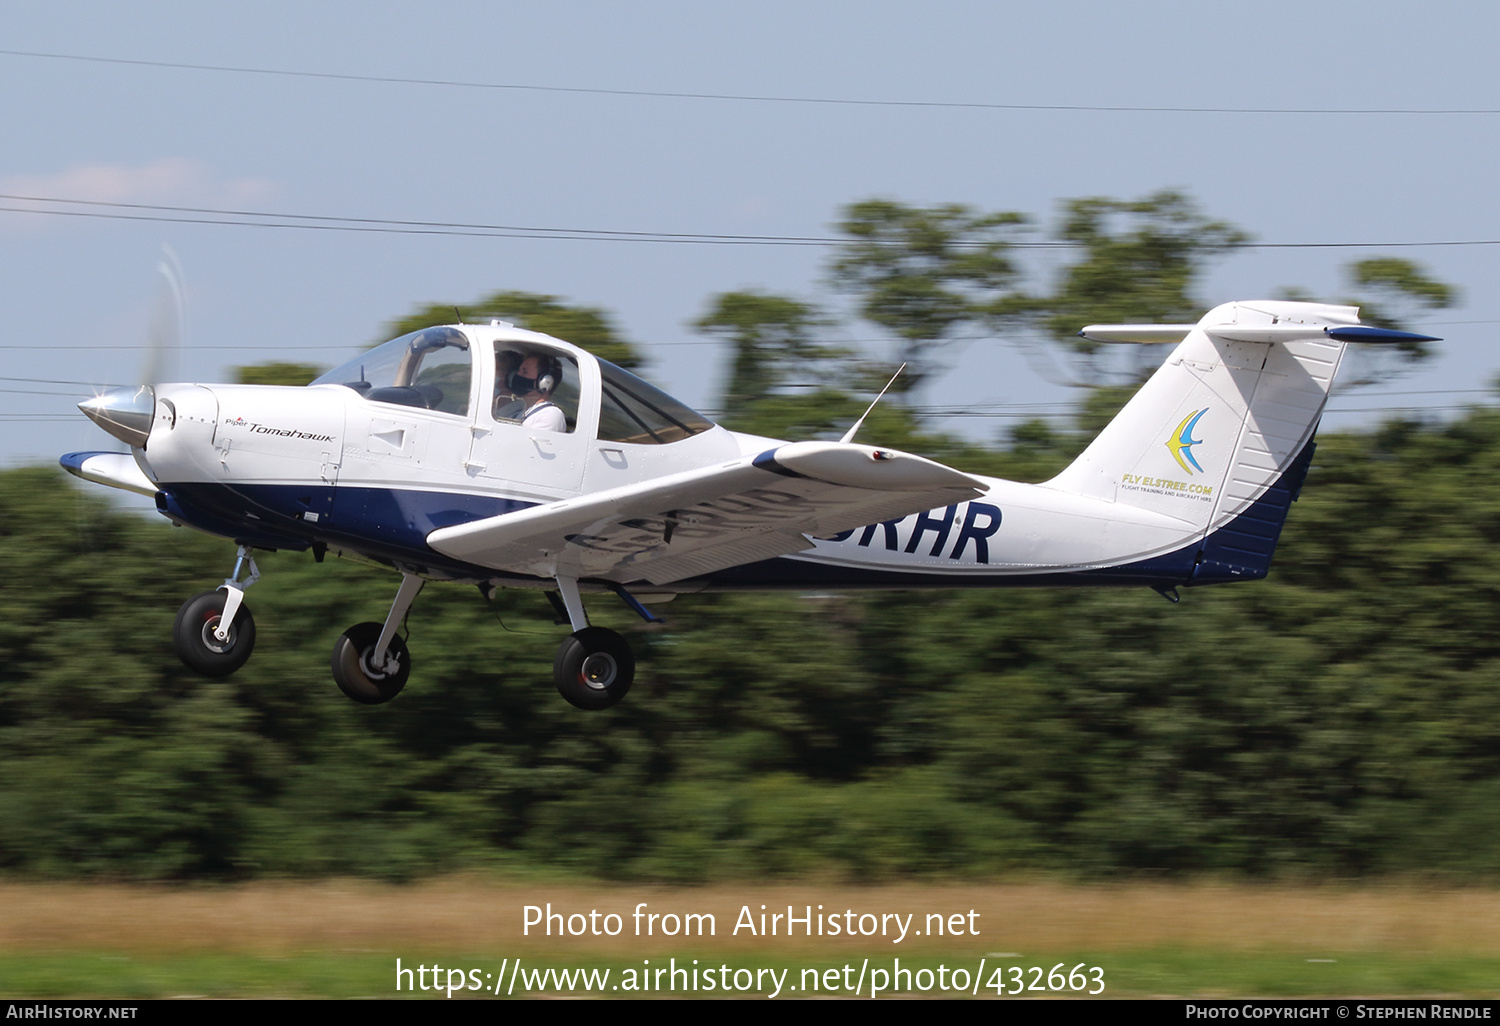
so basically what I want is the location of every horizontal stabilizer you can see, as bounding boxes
[1082,322,1442,346]
[59,451,159,497]
[1078,325,1196,344]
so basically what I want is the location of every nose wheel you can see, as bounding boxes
[554,627,635,710]
[173,590,256,676]
[172,546,261,677]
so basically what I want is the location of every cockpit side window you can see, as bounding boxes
[596,358,715,445]
[491,347,580,433]
[313,327,472,416]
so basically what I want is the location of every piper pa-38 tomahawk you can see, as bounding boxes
[62,299,1436,710]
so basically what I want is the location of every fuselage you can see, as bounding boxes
[74,312,1327,595]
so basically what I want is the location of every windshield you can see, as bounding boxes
[312,327,473,416]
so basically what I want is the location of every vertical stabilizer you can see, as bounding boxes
[1048,300,1359,582]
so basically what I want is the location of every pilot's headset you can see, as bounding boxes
[509,354,561,396]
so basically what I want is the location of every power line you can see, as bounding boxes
[0,194,838,244]
[0,375,129,387]
[0,344,354,351]
[0,387,110,397]
[2,48,1497,117]
[6,194,1500,251]
[0,201,837,246]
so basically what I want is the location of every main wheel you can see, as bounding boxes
[173,590,256,677]
[331,622,410,705]
[554,627,635,710]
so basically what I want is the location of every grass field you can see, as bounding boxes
[2,879,1498,998]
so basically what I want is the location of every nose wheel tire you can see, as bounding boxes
[331,621,411,705]
[554,627,635,710]
[173,590,256,677]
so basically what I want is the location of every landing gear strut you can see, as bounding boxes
[331,572,422,705]
[550,576,635,710]
[173,545,259,676]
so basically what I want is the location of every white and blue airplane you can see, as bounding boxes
[62,299,1436,710]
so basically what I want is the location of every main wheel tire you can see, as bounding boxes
[554,627,635,710]
[173,590,256,677]
[331,621,410,705]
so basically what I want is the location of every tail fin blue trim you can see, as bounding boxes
[1069,432,1318,587]
[1325,325,1440,344]
[1190,435,1317,584]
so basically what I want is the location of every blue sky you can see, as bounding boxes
[6,0,1498,466]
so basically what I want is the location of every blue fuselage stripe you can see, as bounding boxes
[158,482,535,577]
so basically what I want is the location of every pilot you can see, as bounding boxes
[494,350,524,420]
[511,354,567,432]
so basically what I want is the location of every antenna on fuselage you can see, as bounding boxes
[839,363,906,445]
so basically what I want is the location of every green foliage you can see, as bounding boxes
[824,190,1455,445]
[998,418,1078,482]
[1042,190,1248,360]
[829,199,1029,395]
[383,291,642,369]
[1,410,1495,879]
[1279,259,1456,373]
[1345,257,1458,364]
[1349,257,1457,327]
[14,405,1500,883]
[234,362,325,387]
[693,290,842,430]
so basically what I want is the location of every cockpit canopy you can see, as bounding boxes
[313,325,717,445]
[313,327,472,415]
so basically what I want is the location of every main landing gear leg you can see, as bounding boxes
[331,572,423,705]
[551,576,635,711]
[173,544,259,676]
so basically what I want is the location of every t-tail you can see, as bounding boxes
[1049,300,1438,585]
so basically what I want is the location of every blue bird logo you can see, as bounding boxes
[1167,409,1207,474]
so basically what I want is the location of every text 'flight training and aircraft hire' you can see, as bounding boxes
[62,300,1438,710]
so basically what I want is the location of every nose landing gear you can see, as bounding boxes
[173,589,257,675]
[172,545,259,676]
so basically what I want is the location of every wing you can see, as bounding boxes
[426,441,986,585]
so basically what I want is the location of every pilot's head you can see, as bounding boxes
[510,354,561,397]
[495,350,522,397]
